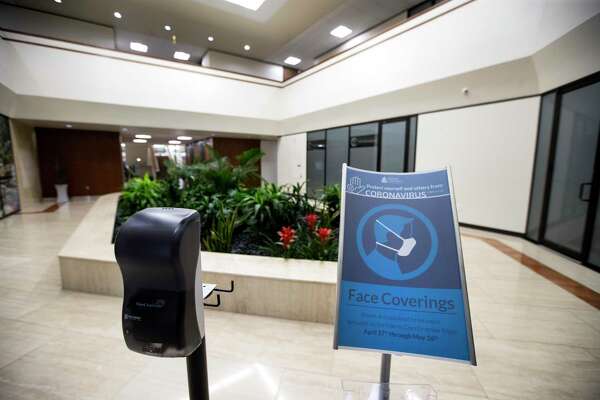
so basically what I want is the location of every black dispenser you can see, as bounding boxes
[115,207,209,400]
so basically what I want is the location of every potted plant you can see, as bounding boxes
[55,162,69,203]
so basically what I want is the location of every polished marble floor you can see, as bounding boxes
[0,200,599,399]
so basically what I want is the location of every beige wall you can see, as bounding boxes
[416,97,541,233]
[9,120,41,207]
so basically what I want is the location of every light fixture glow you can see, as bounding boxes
[208,36,214,42]
[243,44,251,51]
[65,124,72,128]
[113,11,122,19]
[173,51,191,61]
[284,56,301,66]
[223,0,266,11]
[133,139,147,143]
[168,140,182,145]
[135,134,152,139]
[177,136,192,141]
[129,42,148,53]
[54,0,62,3]
[164,25,172,31]
[330,25,352,38]
[120,143,126,148]
[136,157,142,162]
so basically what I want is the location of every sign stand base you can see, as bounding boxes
[342,381,436,400]
[342,354,435,399]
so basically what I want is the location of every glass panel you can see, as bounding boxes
[0,114,20,218]
[349,123,378,171]
[544,81,600,254]
[526,93,556,242]
[380,121,407,172]
[306,131,325,196]
[407,116,417,172]
[325,127,349,185]
[589,194,600,268]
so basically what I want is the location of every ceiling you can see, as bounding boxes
[3,0,423,70]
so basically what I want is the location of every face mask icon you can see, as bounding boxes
[375,219,417,257]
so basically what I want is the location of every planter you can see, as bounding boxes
[55,184,69,203]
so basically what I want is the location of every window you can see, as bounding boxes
[306,131,325,195]
[380,120,407,172]
[306,116,416,194]
[349,123,378,170]
[325,127,349,185]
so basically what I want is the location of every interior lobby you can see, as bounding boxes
[1,0,599,399]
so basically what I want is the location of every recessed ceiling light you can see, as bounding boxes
[173,51,191,61]
[133,139,147,143]
[169,140,182,145]
[330,25,352,38]
[223,0,266,11]
[164,25,172,31]
[243,44,251,51]
[54,0,62,3]
[136,157,142,162]
[129,42,148,53]
[120,143,126,148]
[208,36,214,42]
[284,56,301,66]
[177,136,193,141]
[135,134,152,139]
[113,11,122,19]
[65,124,72,128]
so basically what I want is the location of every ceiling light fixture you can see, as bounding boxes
[208,36,214,42]
[168,140,182,145]
[65,124,72,128]
[284,56,301,66]
[177,136,192,141]
[136,157,142,162]
[173,51,191,61]
[135,134,152,139]
[243,44,251,51]
[223,0,266,11]
[164,25,172,31]
[121,143,126,148]
[54,0,62,3]
[330,25,353,38]
[133,139,147,143]
[113,11,122,19]
[129,42,148,53]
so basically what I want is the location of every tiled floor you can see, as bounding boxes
[0,200,599,399]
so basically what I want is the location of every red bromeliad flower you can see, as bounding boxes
[278,226,296,249]
[305,213,319,230]
[316,227,332,244]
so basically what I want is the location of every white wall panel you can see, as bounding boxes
[416,97,541,233]
[260,140,278,184]
[276,133,306,187]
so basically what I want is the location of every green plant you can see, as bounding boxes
[119,174,166,218]
[319,184,341,228]
[201,205,243,253]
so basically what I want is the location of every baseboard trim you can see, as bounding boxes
[459,222,525,238]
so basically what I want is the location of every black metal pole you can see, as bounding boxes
[379,353,391,400]
[186,338,210,400]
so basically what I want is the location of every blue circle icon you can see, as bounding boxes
[356,204,438,281]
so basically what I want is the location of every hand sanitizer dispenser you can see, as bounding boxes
[115,207,204,357]
[115,207,209,399]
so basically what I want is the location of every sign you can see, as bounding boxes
[333,165,476,364]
